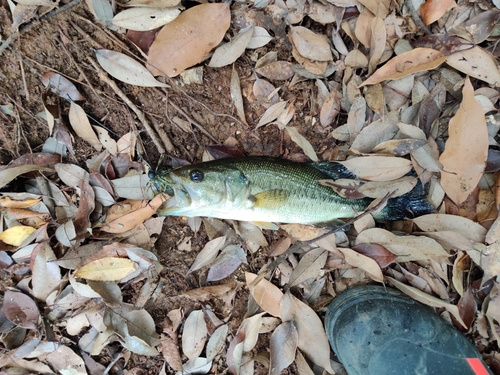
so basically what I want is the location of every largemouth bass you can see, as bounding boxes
[152,157,434,225]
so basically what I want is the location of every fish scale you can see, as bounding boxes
[153,157,434,225]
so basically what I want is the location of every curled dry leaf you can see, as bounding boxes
[147,3,231,77]
[230,67,248,126]
[388,277,466,328]
[75,257,138,281]
[338,247,384,282]
[96,49,168,88]
[112,7,181,31]
[420,0,455,26]
[209,25,254,68]
[285,126,318,162]
[439,77,488,206]
[339,156,412,181]
[247,26,273,49]
[245,272,283,318]
[360,48,447,87]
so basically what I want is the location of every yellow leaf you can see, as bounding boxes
[360,48,447,87]
[0,197,41,208]
[75,257,138,281]
[439,77,488,206]
[0,226,36,246]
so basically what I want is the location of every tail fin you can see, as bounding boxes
[377,182,435,221]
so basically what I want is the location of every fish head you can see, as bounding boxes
[157,163,251,217]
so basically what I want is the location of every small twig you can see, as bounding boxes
[18,55,29,102]
[0,0,83,55]
[87,57,166,154]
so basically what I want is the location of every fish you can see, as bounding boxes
[151,157,434,225]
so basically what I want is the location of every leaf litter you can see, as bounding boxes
[2,0,500,373]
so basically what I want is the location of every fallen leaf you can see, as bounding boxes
[75,257,138,281]
[209,25,254,68]
[285,126,318,162]
[338,247,384,282]
[188,236,226,273]
[255,61,294,81]
[368,16,386,74]
[360,48,447,87]
[147,3,231,77]
[270,321,298,375]
[439,77,488,206]
[32,242,62,302]
[280,292,333,373]
[289,26,333,62]
[230,67,248,126]
[182,310,208,360]
[256,101,288,128]
[288,248,327,287]
[339,156,412,181]
[352,243,397,268]
[0,165,53,188]
[206,244,247,282]
[388,277,466,328]
[3,290,39,329]
[247,26,273,49]
[355,227,448,262]
[420,0,455,26]
[96,49,168,87]
[41,72,85,101]
[112,7,181,31]
[0,225,35,246]
[446,46,500,86]
[68,102,103,151]
[245,272,283,318]
[413,214,487,243]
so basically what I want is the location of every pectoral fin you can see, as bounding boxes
[250,221,279,230]
[251,189,289,210]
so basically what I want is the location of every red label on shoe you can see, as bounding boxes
[466,358,489,375]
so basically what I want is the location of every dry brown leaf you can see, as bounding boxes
[357,176,418,199]
[32,242,61,302]
[182,310,208,360]
[368,16,386,75]
[446,47,500,86]
[68,102,102,151]
[245,272,283,318]
[255,61,294,81]
[420,0,455,26]
[147,3,230,77]
[360,48,447,87]
[388,277,466,328]
[320,88,341,127]
[270,322,298,375]
[439,77,488,206]
[289,26,333,62]
[338,247,384,282]
[209,25,254,68]
[230,67,248,126]
[3,290,39,329]
[280,292,334,373]
[339,156,412,181]
[112,7,181,31]
[351,243,397,268]
[413,214,487,243]
[285,126,318,162]
[41,72,85,101]
[289,248,327,287]
[355,227,448,262]
[355,7,374,49]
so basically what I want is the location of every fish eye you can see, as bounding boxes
[190,170,204,182]
[148,170,156,179]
